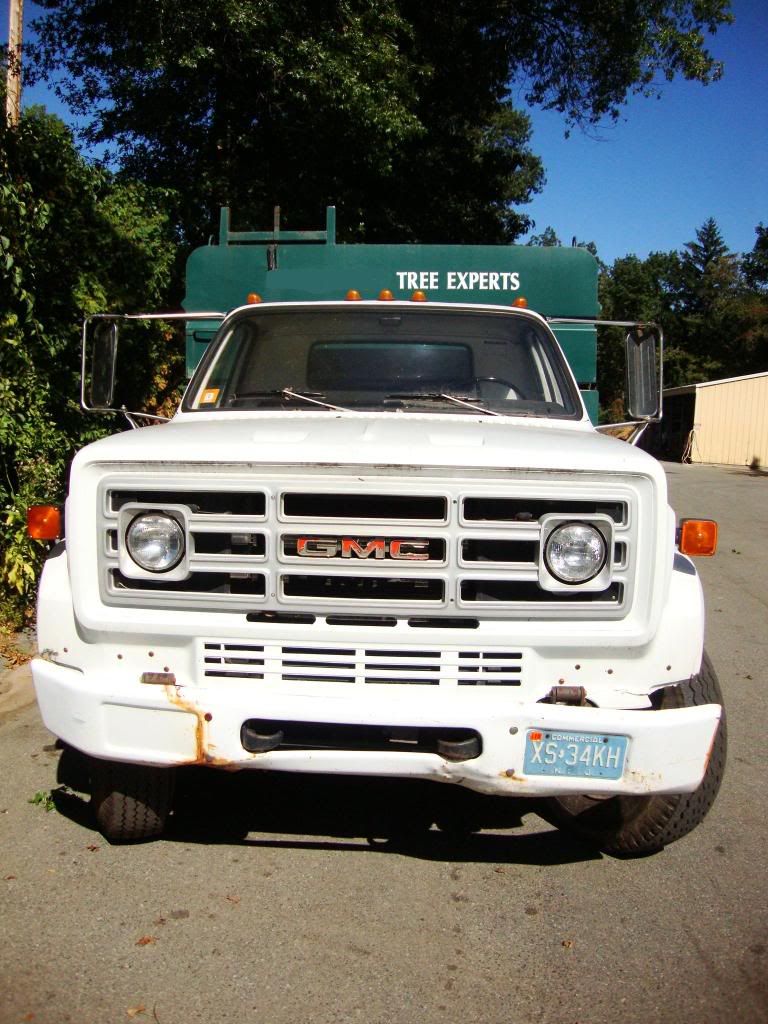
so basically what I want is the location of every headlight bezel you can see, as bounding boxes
[118,504,190,581]
[538,514,614,592]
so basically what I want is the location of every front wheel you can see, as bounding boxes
[543,652,726,857]
[90,757,175,843]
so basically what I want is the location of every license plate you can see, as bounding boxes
[523,729,628,780]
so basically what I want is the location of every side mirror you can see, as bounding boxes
[84,319,118,409]
[625,326,661,420]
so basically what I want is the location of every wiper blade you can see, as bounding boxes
[230,388,350,411]
[385,393,500,417]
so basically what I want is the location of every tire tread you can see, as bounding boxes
[91,759,175,843]
[546,652,726,856]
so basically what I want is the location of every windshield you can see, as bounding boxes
[184,306,580,418]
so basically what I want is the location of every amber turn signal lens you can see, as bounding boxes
[246,293,262,304]
[346,289,362,301]
[512,296,528,308]
[28,505,62,541]
[378,289,394,301]
[411,290,427,302]
[678,519,718,557]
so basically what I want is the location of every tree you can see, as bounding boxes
[742,223,768,292]
[27,0,733,245]
[676,217,735,310]
[729,225,768,375]
[526,228,598,256]
[527,226,562,247]
[667,218,739,375]
[596,217,768,415]
[0,106,177,624]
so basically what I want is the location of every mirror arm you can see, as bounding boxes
[547,317,664,423]
[119,407,170,428]
[82,311,226,416]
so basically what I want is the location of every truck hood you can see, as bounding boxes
[74,412,664,482]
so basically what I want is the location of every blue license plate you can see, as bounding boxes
[523,729,628,780]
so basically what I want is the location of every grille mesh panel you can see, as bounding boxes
[99,474,638,620]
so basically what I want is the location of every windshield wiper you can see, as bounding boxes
[385,393,501,417]
[229,388,350,411]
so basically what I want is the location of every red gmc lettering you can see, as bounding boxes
[296,537,432,559]
[341,538,386,559]
[296,537,337,557]
[389,540,430,560]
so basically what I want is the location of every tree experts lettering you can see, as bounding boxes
[395,270,521,292]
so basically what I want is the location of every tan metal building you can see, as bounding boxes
[657,372,768,467]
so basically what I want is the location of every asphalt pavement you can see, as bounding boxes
[1,463,766,1024]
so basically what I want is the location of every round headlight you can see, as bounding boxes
[545,522,606,584]
[126,513,185,573]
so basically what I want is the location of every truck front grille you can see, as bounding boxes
[97,470,641,620]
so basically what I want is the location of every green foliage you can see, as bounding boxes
[501,1,732,125]
[0,107,177,626]
[527,226,562,247]
[597,218,768,418]
[28,1,732,245]
[742,224,768,292]
[28,790,56,812]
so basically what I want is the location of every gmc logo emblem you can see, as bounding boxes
[296,537,431,560]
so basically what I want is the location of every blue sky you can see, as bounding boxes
[518,0,767,262]
[4,0,767,266]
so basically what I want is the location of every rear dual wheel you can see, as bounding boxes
[544,652,726,856]
[90,758,175,843]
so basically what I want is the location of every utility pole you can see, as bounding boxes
[5,0,24,125]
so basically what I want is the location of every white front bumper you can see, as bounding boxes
[32,657,720,798]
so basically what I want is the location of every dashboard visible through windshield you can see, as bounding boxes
[184,306,581,418]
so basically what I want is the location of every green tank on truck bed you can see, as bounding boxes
[183,207,601,422]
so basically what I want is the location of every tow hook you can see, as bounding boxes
[436,734,482,762]
[241,721,284,752]
[545,685,588,706]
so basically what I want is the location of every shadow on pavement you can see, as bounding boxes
[52,753,602,866]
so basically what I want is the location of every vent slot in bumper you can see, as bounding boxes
[201,642,523,687]
[240,719,482,760]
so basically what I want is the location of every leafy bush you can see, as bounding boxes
[0,107,177,627]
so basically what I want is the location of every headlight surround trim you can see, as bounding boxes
[538,514,615,593]
[116,502,192,582]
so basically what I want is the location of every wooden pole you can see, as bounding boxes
[6,0,24,126]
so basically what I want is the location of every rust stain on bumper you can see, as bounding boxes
[163,683,235,767]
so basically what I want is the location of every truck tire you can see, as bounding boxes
[543,652,726,857]
[90,758,175,842]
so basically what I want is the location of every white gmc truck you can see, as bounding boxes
[30,222,725,855]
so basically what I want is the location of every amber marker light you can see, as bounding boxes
[346,289,362,301]
[512,296,528,308]
[28,505,62,541]
[246,292,262,304]
[411,290,428,302]
[378,289,394,301]
[678,519,718,557]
